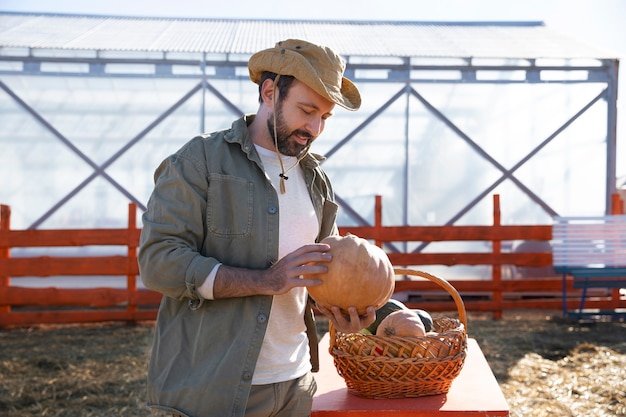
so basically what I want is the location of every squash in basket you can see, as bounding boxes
[375,309,426,337]
[364,299,408,334]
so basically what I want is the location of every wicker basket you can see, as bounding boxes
[329,268,468,399]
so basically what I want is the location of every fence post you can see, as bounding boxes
[0,205,11,327]
[127,203,138,323]
[609,193,624,308]
[492,195,503,319]
[611,192,624,215]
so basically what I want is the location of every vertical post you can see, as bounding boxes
[492,195,503,319]
[0,205,11,327]
[605,59,619,214]
[610,193,624,308]
[374,195,382,248]
[127,203,138,323]
[611,192,624,215]
[200,53,207,134]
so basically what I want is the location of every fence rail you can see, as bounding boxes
[1,194,624,328]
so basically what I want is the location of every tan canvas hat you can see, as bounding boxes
[248,39,361,111]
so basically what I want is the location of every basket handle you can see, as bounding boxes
[393,268,467,330]
[328,268,467,350]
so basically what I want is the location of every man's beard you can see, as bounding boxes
[267,106,314,157]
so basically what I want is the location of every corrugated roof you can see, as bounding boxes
[0,12,618,60]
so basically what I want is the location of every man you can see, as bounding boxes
[139,39,375,417]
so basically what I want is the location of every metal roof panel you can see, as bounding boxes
[0,12,618,60]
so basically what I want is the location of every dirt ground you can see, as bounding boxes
[1,311,624,417]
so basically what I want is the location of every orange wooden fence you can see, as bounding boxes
[0,204,160,328]
[1,194,624,328]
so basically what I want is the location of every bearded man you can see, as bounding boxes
[139,39,374,417]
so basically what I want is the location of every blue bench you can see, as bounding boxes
[552,215,626,320]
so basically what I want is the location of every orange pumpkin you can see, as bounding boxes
[306,234,394,315]
[376,309,426,337]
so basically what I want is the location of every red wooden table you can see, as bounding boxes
[312,334,509,416]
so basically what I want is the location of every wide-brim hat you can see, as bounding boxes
[248,39,361,111]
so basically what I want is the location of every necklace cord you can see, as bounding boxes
[272,75,288,194]
[271,75,311,194]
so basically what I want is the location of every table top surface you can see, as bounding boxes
[312,334,509,416]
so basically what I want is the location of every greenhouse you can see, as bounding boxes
[0,13,620,233]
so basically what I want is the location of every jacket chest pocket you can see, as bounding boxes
[207,174,254,236]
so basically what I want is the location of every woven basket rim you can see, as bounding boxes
[331,348,467,364]
[332,316,465,347]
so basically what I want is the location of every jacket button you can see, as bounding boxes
[268,205,277,214]
[242,371,252,380]
[257,314,267,323]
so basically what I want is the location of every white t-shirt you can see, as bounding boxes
[251,144,319,384]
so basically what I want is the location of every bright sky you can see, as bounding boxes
[2,0,626,177]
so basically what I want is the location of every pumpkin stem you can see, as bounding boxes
[383,327,396,336]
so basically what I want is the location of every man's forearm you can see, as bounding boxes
[212,265,269,298]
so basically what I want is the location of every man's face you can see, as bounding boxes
[267,79,335,157]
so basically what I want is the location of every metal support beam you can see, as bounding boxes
[605,59,620,213]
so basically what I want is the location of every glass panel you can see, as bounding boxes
[0,71,611,233]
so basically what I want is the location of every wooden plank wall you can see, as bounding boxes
[0,194,624,328]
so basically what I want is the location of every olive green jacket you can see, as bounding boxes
[138,115,338,417]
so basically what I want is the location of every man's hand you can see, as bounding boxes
[262,243,332,294]
[213,243,331,298]
[318,305,376,334]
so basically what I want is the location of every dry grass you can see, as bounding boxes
[469,312,626,417]
[1,311,625,417]
[0,323,153,417]
[503,344,626,417]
